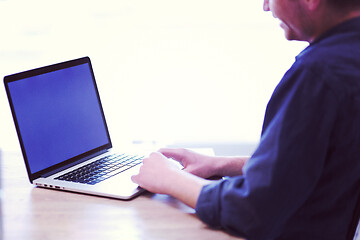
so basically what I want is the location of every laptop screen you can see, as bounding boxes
[5,59,110,175]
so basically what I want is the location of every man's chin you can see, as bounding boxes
[283,29,302,41]
[280,24,307,41]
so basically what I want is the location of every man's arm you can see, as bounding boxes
[131,149,249,208]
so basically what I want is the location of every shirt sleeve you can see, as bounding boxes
[195,65,339,239]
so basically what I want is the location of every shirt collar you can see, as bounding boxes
[296,17,360,59]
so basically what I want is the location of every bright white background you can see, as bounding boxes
[0,0,307,153]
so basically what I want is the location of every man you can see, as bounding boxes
[132,0,360,239]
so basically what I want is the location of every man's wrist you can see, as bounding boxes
[166,169,211,209]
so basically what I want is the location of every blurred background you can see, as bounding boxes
[0,0,307,156]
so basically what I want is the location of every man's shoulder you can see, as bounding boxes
[286,35,360,102]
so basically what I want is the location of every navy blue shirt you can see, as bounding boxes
[196,17,360,239]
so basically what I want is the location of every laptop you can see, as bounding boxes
[4,57,145,200]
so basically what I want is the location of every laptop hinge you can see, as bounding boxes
[41,149,109,178]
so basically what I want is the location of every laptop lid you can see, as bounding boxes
[4,57,112,183]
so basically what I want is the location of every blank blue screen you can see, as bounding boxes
[8,63,110,174]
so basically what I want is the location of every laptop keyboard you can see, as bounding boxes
[55,153,143,185]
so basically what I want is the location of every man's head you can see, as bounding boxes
[263,0,360,43]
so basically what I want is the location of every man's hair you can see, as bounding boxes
[327,0,360,9]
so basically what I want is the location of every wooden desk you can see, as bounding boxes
[1,151,242,240]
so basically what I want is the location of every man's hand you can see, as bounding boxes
[131,151,211,208]
[159,148,219,179]
[131,152,180,194]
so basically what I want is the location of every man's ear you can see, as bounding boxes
[301,0,322,11]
